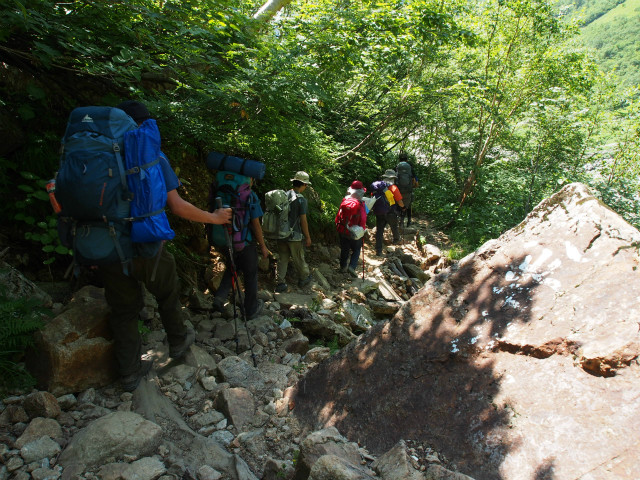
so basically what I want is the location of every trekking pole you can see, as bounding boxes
[401,208,405,246]
[217,198,241,354]
[361,237,365,280]
[216,198,258,367]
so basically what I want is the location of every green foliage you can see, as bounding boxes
[1,0,638,276]
[326,336,340,355]
[554,0,626,24]
[556,0,640,91]
[14,171,72,266]
[311,335,341,355]
[0,293,50,395]
[588,87,640,228]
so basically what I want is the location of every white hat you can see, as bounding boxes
[291,171,311,184]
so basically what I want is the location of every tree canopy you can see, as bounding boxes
[1,0,638,269]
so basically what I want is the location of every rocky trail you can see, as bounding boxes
[1,214,466,480]
[3,184,639,480]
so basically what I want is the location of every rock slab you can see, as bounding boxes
[292,183,640,479]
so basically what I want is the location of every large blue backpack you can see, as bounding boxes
[56,106,173,271]
[123,119,175,244]
[208,171,253,252]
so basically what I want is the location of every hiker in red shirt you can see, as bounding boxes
[335,180,367,277]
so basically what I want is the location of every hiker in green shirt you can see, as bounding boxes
[275,171,313,292]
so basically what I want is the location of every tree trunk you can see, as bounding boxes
[253,0,292,22]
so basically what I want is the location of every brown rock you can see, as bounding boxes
[292,183,640,479]
[23,392,61,419]
[25,285,118,395]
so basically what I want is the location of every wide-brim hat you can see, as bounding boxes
[291,171,311,185]
[381,169,397,180]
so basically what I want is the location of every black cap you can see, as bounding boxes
[116,100,151,124]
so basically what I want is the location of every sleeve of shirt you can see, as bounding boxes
[159,153,181,192]
[298,196,309,216]
[391,184,403,202]
[249,191,264,219]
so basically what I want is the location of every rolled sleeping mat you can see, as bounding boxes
[206,151,266,180]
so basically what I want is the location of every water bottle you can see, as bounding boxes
[46,178,62,214]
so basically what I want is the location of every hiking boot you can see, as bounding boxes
[169,327,195,359]
[275,283,288,293]
[212,298,225,313]
[247,299,264,320]
[299,274,313,287]
[347,267,358,278]
[121,359,153,392]
[339,265,348,273]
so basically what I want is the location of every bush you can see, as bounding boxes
[0,295,50,395]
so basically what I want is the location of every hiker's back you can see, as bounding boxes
[287,190,307,241]
[335,196,362,236]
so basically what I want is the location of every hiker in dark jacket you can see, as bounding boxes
[396,152,419,226]
[275,171,312,292]
[100,100,231,392]
[374,169,405,256]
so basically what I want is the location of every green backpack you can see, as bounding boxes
[262,189,298,240]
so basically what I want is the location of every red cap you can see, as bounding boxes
[350,180,365,190]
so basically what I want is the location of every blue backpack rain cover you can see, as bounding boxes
[123,119,175,244]
[56,107,137,267]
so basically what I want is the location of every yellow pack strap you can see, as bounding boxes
[384,189,395,206]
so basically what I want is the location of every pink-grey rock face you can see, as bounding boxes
[292,183,640,480]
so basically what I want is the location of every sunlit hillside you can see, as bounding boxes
[556,0,640,90]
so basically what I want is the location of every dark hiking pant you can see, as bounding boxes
[214,243,260,317]
[399,190,413,225]
[99,247,187,376]
[339,235,363,270]
[375,213,399,254]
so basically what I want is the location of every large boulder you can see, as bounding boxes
[26,285,117,395]
[292,183,640,479]
[58,411,162,468]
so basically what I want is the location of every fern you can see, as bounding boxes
[0,294,51,395]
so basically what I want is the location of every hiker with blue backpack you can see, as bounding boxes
[272,171,313,293]
[335,180,367,277]
[55,101,232,392]
[369,169,405,256]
